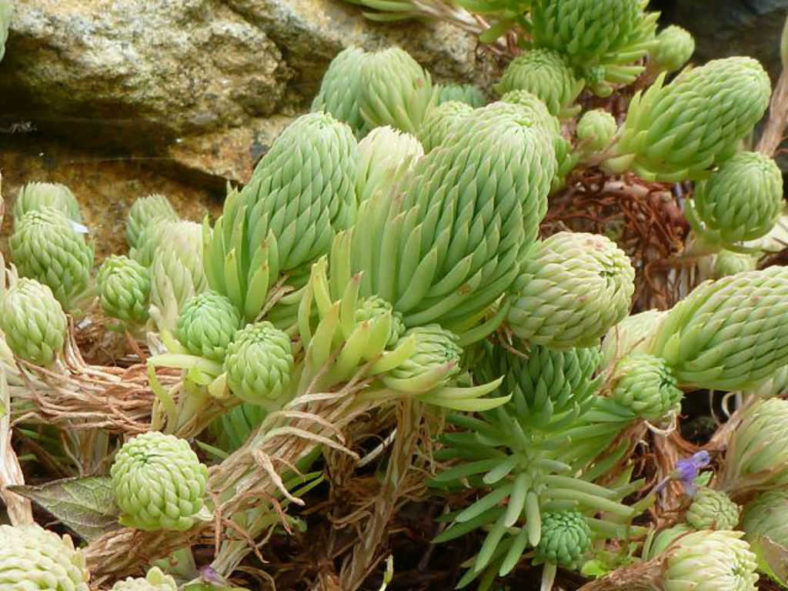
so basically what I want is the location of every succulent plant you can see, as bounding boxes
[96,255,151,325]
[176,291,241,361]
[204,112,358,321]
[312,46,369,136]
[13,181,82,223]
[508,232,635,349]
[494,49,584,117]
[649,266,788,391]
[686,487,740,531]
[111,567,177,591]
[576,109,617,151]
[355,295,406,347]
[534,510,592,568]
[356,126,423,202]
[0,277,67,366]
[358,47,437,133]
[436,83,486,107]
[211,402,266,452]
[9,206,94,310]
[604,57,771,181]
[687,151,783,245]
[224,321,294,407]
[0,523,90,589]
[352,101,557,332]
[706,249,759,280]
[383,325,463,392]
[601,308,666,368]
[126,194,178,250]
[417,100,473,152]
[651,25,695,73]
[660,530,758,590]
[111,431,209,531]
[742,489,788,549]
[609,353,682,422]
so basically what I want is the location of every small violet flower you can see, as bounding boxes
[656,450,710,495]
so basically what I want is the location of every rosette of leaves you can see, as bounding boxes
[311,46,370,136]
[600,309,666,368]
[126,193,178,251]
[436,83,486,107]
[685,487,740,531]
[417,100,473,153]
[651,25,695,73]
[356,125,423,202]
[13,181,82,224]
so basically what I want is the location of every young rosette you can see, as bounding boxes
[576,109,617,152]
[600,309,666,368]
[0,523,90,590]
[126,193,178,250]
[356,126,423,202]
[176,291,241,361]
[608,353,683,422]
[224,321,294,408]
[111,567,177,591]
[651,25,695,73]
[0,277,67,366]
[436,83,486,107]
[9,206,94,310]
[603,57,771,181]
[96,255,151,326]
[534,510,592,569]
[687,151,783,245]
[358,47,436,134]
[355,295,406,348]
[311,46,369,136]
[660,530,758,590]
[13,181,82,223]
[648,266,788,391]
[110,431,210,531]
[685,487,740,531]
[508,232,635,350]
[494,49,583,117]
[742,490,788,551]
[382,325,463,393]
[720,398,788,493]
[417,101,473,152]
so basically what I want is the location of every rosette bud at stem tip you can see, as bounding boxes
[610,353,683,422]
[13,181,82,223]
[110,432,209,532]
[535,511,592,569]
[111,567,177,591]
[685,487,740,531]
[177,291,241,361]
[311,46,370,136]
[97,255,151,326]
[126,193,178,250]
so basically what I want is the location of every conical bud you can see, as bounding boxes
[686,487,740,530]
[0,524,89,589]
[436,83,485,107]
[358,47,437,134]
[224,321,294,407]
[312,46,369,136]
[688,151,783,244]
[126,194,178,250]
[576,109,617,152]
[417,101,473,153]
[508,232,635,349]
[661,530,758,590]
[357,126,423,202]
[601,309,666,368]
[649,266,788,391]
[111,567,177,591]
[176,291,241,361]
[9,207,94,310]
[610,353,682,422]
[13,181,81,223]
[651,25,695,73]
[110,431,209,531]
[494,49,583,117]
[96,255,151,325]
[534,510,592,568]
[604,57,771,181]
[0,278,67,366]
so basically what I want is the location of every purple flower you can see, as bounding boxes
[199,566,223,584]
[655,451,711,494]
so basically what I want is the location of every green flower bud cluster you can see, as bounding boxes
[651,25,695,73]
[311,46,369,136]
[0,524,90,589]
[576,109,617,152]
[685,487,740,531]
[111,431,209,531]
[176,291,241,361]
[508,232,635,349]
[687,151,783,245]
[604,57,771,181]
[111,567,177,591]
[355,295,406,347]
[534,510,592,568]
[13,181,82,223]
[649,266,788,391]
[436,83,486,107]
[609,353,682,422]
[126,193,178,251]
[224,321,294,408]
[10,206,94,310]
[96,255,151,326]
[0,277,67,366]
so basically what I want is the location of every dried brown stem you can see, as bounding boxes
[758,66,788,157]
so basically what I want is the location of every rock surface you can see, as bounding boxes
[0,0,492,184]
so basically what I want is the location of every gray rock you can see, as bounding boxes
[0,0,491,184]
